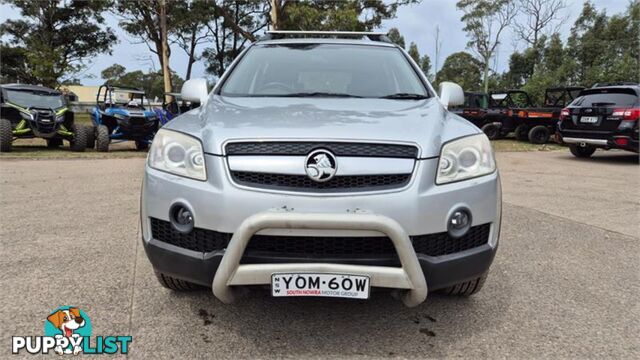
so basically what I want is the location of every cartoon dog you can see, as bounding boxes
[47,308,85,355]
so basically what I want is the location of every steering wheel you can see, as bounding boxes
[256,82,293,94]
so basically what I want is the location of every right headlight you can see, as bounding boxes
[148,129,206,181]
[436,134,496,185]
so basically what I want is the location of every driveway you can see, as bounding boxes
[1,150,638,358]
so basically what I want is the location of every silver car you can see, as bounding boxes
[141,31,501,307]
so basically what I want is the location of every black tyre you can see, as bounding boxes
[85,125,96,149]
[46,138,63,148]
[528,125,550,144]
[514,124,529,141]
[569,144,596,158]
[441,273,488,296]
[0,118,12,152]
[154,271,202,291]
[481,123,500,140]
[68,124,87,152]
[135,140,149,151]
[96,125,110,152]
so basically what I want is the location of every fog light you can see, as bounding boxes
[448,208,472,239]
[169,203,194,234]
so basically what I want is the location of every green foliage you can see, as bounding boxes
[0,0,116,87]
[277,0,414,31]
[100,65,184,100]
[387,27,406,48]
[436,52,483,91]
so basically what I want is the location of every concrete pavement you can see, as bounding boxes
[1,149,638,358]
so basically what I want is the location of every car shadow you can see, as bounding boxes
[149,278,513,358]
[564,150,639,165]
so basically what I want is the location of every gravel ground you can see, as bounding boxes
[1,149,638,358]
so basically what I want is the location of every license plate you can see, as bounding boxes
[271,273,370,299]
[580,116,598,123]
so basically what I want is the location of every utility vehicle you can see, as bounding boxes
[90,85,159,151]
[0,84,87,152]
[154,92,200,125]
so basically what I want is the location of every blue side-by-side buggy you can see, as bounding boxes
[89,85,159,152]
[153,92,198,126]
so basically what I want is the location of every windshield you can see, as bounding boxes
[570,91,638,107]
[5,89,64,109]
[220,43,428,98]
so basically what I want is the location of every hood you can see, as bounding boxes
[164,96,480,158]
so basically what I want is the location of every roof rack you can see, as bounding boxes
[261,30,392,43]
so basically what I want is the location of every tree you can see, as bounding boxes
[514,0,567,47]
[387,27,406,48]
[101,64,127,83]
[457,0,517,93]
[436,52,483,91]
[407,42,432,77]
[270,0,418,31]
[202,1,269,78]
[171,1,215,80]
[0,1,115,87]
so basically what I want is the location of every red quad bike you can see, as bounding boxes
[510,86,584,144]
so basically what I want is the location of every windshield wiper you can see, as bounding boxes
[380,93,429,100]
[274,92,362,98]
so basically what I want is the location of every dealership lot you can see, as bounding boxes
[1,150,638,358]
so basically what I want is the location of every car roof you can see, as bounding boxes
[580,85,640,96]
[255,37,397,48]
[0,83,60,94]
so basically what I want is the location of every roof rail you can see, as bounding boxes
[261,30,393,43]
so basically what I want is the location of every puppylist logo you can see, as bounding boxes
[12,306,132,355]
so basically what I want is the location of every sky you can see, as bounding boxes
[0,0,631,86]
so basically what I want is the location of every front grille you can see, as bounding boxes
[150,217,231,252]
[225,142,419,158]
[230,171,411,192]
[150,218,491,258]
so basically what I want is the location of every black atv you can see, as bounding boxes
[0,84,87,152]
[481,90,534,140]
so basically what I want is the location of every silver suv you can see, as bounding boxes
[141,31,501,307]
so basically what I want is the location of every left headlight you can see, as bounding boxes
[436,133,496,185]
[148,129,206,181]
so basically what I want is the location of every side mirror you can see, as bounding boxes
[438,82,465,109]
[181,78,209,105]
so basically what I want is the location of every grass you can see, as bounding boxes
[491,139,564,152]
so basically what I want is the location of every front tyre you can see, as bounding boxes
[441,273,488,296]
[96,125,110,152]
[0,118,12,152]
[68,124,87,152]
[154,271,203,291]
[481,123,500,140]
[569,144,596,158]
[85,125,96,149]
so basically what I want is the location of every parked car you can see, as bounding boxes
[0,84,87,152]
[153,92,200,126]
[90,84,159,151]
[557,84,639,157]
[141,31,501,307]
[510,86,583,144]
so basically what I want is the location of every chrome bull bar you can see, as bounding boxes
[212,212,428,307]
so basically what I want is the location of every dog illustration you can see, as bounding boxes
[47,308,85,355]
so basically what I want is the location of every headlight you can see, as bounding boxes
[55,115,65,122]
[148,129,206,181]
[114,113,127,120]
[436,134,496,185]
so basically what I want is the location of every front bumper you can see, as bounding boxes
[141,155,501,306]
